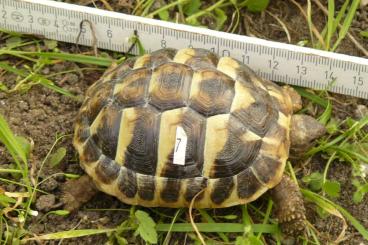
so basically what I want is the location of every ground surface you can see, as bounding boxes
[0,0,368,244]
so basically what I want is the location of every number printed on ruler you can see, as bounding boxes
[173,126,187,166]
[1,0,368,99]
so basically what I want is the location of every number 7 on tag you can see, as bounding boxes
[173,126,187,165]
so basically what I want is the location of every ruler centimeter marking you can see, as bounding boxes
[1,0,368,98]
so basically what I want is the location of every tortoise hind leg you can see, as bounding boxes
[269,175,306,236]
[61,175,99,212]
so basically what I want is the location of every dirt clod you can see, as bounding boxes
[36,194,56,212]
[40,177,59,192]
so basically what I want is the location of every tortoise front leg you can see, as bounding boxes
[269,175,306,236]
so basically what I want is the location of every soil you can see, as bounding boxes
[0,0,367,244]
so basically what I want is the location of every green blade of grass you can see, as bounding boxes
[35,52,114,66]
[332,0,360,51]
[0,62,76,99]
[1,51,113,67]
[318,100,332,125]
[307,116,368,156]
[0,62,28,77]
[156,223,277,233]
[31,73,77,99]
[23,228,117,241]
[198,209,229,242]
[185,0,226,23]
[326,0,334,50]
[302,189,368,240]
[145,0,188,18]
[0,114,27,165]
[332,0,350,34]
[292,86,328,108]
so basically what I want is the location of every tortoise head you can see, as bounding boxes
[283,86,326,156]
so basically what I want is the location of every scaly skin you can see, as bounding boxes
[61,175,98,212]
[270,175,306,236]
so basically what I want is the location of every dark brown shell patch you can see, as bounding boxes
[113,68,151,107]
[91,105,122,160]
[118,168,137,198]
[123,107,160,175]
[160,178,181,203]
[137,174,156,201]
[184,177,207,202]
[231,101,277,137]
[95,156,120,184]
[251,156,281,184]
[81,138,101,164]
[189,70,235,117]
[237,168,264,199]
[210,176,235,205]
[160,109,206,179]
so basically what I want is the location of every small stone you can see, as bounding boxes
[40,177,59,192]
[18,100,29,111]
[29,223,45,234]
[41,67,50,75]
[354,105,368,119]
[52,63,67,72]
[65,73,79,84]
[36,194,56,212]
[30,108,45,119]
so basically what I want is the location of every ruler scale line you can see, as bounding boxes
[1,0,367,99]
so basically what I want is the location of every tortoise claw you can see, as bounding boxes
[270,175,306,236]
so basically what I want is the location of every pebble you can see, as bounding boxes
[41,67,50,75]
[65,73,79,84]
[52,63,68,73]
[40,177,59,192]
[354,105,368,119]
[18,100,29,111]
[30,108,46,121]
[36,194,56,212]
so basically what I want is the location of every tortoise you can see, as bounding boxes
[66,48,326,236]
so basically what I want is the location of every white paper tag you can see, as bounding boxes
[173,126,187,165]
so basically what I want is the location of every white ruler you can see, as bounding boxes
[1,0,368,99]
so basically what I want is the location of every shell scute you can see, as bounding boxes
[95,156,120,184]
[160,108,206,179]
[210,176,235,204]
[113,68,151,107]
[137,174,156,201]
[134,48,177,69]
[236,168,264,199]
[117,106,160,175]
[189,70,235,117]
[160,178,181,203]
[184,177,207,203]
[231,100,278,137]
[174,48,219,69]
[90,105,122,160]
[118,167,137,198]
[148,63,193,111]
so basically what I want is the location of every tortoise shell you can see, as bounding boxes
[73,48,293,208]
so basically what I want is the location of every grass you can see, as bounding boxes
[0,0,367,244]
